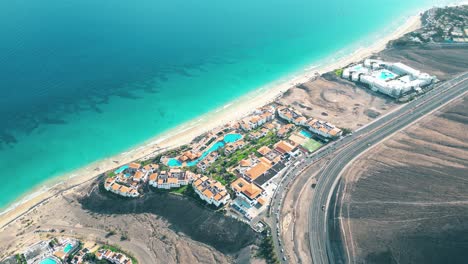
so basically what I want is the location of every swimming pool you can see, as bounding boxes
[167,158,182,167]
[63,243,73,253]
[352,65,364,71]
[40,258,58,264]
[167,133,242,167]
[300,130,313,138]
[379,70,395,80]
[114,165,129,174]
[224,133,242,143]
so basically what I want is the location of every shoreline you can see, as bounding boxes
[0,13,421,228]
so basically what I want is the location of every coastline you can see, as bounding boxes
[0,14,421,228]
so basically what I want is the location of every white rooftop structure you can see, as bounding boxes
[342,59,436,98]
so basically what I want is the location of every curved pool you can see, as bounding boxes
[167,133,242,167]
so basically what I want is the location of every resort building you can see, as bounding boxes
[4,238,80,264]
[192,175,230,207]
[249,130,266,140]
[132,171,146,182]
[224,140,246,155]
[142,163,159,173]
[127,162,141,173]
[306,118,342,138]
[177,150,201,163]
[244,159,272,182]
[273,140,297,155]
[104,178,139,198]
[96,249,133,264]
[197,151,219,171]
[258,146,282,164]
[277,106,306,125]
[257,146,271,156]
[231,178,265,206]
[263,122,277,131]
[239,107,275,131]
[277,124,294,137]
[237,157,255,175]
[148,169,195,189]
[342,59,436,98]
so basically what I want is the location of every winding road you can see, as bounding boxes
[267,72,468,264]
[308,72,468,264]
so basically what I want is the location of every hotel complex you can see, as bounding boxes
[342,59,436,98]
[101,103,342,224]
[148,168,195,189]
[277,106,342,138]
[2,237,134,264]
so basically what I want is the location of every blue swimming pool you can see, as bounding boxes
[40,258,58,264]
[300,130,313,138]
[235,197,252,209]
[167,158,182,167]
[352,65,364,71]
[379,71,395,80]
[114,165,129,174]
[168,133,242,167]
[63,243,73,253]
[224,133,242,143]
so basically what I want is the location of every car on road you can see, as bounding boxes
[321,205,325,211]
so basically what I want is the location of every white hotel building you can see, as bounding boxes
[342,59,436,98]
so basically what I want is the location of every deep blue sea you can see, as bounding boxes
[0,0,451,210]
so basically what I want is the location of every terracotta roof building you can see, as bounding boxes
[192,175,230,207]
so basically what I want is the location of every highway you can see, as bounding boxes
[267,72,468,263]
[309,72,468,264]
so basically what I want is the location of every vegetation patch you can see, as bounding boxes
[255,231,279,264]
[334,68,343,77]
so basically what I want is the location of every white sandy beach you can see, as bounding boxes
[0,14,421,228]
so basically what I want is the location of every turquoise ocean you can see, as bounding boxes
[0,0,454,211]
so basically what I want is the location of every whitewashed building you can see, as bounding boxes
[342,59,436,98]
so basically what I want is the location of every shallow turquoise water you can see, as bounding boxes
[0,0,452,210]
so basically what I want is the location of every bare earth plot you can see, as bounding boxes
[379,44,468,81]
[339,95,468,264]
[279,74,397,130]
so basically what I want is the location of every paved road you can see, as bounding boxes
[267,72,468,263]
[309,73,468,264]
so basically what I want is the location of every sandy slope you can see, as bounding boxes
[339,95,468,264]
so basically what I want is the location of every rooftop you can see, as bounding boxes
[231,178,263,200]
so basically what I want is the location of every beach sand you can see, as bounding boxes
[0,14,421,229]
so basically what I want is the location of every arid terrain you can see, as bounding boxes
[380,44,468,81]
[279,74,397,130]
[279,43,468,132]
[277,43,468,264]
[339,94,468,264]
[0,179,256,264]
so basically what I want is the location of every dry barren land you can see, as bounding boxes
[277,43,468,264]
[0,179,256,264]
[340,94,468,264]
